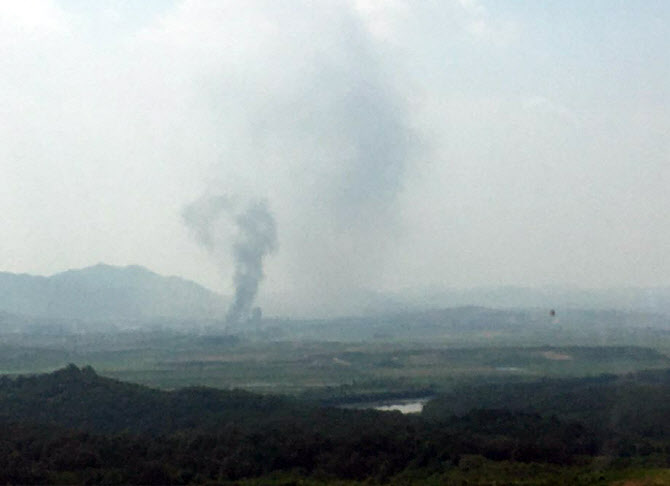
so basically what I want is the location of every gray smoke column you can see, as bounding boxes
[225,200,277,324]
[182,195,277,325]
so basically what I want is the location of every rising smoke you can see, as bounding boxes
[182,195,277,325]
[181,3,417,316]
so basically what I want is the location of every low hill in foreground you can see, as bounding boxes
[0,364,306,435]
[0,366,669,484]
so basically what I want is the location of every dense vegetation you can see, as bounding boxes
[1,365,669,484]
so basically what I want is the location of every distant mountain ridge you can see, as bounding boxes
[0,264,228,321]
[337,286,670,318]
[2,264,669,325]
[263,285,670,319]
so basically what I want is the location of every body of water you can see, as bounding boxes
[341,397,432,414]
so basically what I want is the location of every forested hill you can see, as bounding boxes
[0,364,304,434]
[1,366,670,484]
[423,369,670,439]
[0,264,228,321]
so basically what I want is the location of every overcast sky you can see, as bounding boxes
[1,1,669,315]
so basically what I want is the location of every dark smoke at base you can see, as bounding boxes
[225,200,277,325]
[182,196,277,326]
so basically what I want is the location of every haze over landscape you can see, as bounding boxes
[2,1,669,318]
[2,3,670,485]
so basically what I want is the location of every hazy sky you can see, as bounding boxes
[1,1,669,315]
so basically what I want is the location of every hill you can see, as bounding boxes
[1,366,669,484]
[0,364,303,435]
[0,264,228,322]
[423,369,670,440]
[378,286,670,317]
[263,285,670,318]
[280,306,670,343]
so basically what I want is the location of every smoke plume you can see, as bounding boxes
[182,195,277,325]
[177,3,417,316]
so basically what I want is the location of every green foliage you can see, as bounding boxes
[0,366,669,484]
[423,369,670,443]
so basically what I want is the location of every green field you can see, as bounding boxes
[1,314,669,398]
[1,308,670,485]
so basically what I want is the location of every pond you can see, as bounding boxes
[340,397,433,414]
